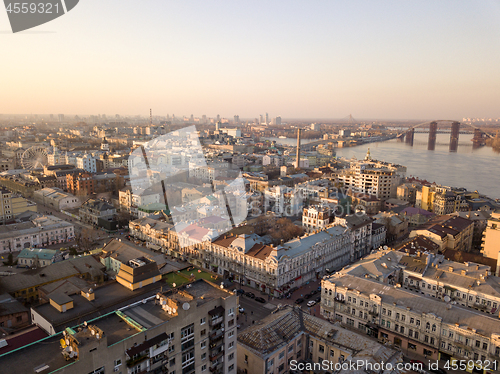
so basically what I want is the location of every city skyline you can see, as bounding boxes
[1,1,500,119]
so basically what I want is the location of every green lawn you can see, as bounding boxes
[163,272,191,287]
[179,268,221,283]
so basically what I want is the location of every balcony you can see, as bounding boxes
[368,310,379,317]
[210,329,224,342]
[126,354,148,368]
[210,316,224,327]
[210,363,224,373]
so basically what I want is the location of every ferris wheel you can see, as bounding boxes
[21,146,49,170]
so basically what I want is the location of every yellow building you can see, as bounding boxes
[419,185,436,212]
[49,293,74,313]
[116,257,162,291]
[482,212,500,262]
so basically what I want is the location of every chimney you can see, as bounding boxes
[295,128,301,169]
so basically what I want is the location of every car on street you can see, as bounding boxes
[315,296,321,303]
[310,290,318,295]
[295,298,304,304]
[255,297,266,303]
[245,292,255,298]
[304,293,312,299]
[235,289,245,295]
[317,286,321,291]
[307,300,316,307]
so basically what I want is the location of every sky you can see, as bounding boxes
[1,0,500,120]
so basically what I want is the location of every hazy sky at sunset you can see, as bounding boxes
[1,0,500,119]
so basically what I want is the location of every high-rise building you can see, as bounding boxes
[233,115,239,124]
[259,114,263,125]
[2,279,237,374]
[275,116,282,125]
[295,128,301,169]
[265,112,269,125]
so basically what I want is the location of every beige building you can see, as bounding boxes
[302,205,330,232]
[482,212,500,260]
[237,305,403,374]
[410,215,474,252]
[321,273,500,367]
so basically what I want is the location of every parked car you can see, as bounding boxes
[317,286,321,291]
[304,293,312,299]
[295,298,304,304]
[245,292,255,298]
[235,289,245,295]
[307,300,316,307]
[315,296,321,303]
[255,297,266,303]
[311,290,318,295]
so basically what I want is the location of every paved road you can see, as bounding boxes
[237,294,275,331]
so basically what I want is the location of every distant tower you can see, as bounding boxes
[295,128,301,169]
[216,121,220,131]
[265,112,269,125]
[365,147,371,161]
[259,115,263,125]
[150,109,152,126]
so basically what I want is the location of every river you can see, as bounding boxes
[265,134,500,199]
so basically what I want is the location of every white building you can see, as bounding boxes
[0,215,75,253]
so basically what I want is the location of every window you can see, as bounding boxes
[279,351,285,359]
[201,364,207,371]
[228,331,234,338]
[228,319,235,327]
[201,353,206,360]
[319,345,325,353]
[229,341,234,349]
[229,364,234,372]
[244,354,248,363]
[200,317,206,325]
[476,340,481,348]
[170,358,175,367]
[288,345,294,353]
[229,353,234,360]
[228,307,235,316]
[169,345,175,353]
[201,341,206,349]
[201,329,206,337]
[330,350,334,357]
[114,359,122,367]
[483,342,488,350]
[410,317,414,324]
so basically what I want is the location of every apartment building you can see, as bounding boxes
[1,280,237,374]
[482,212,500,260]
[410,215,474,252]
[321,273,500,368]
[335,158,404,200]
[204,225,351,296]
[238,305,402,374]
[79,199,116,225]
[119,187,161,217]
[0,215,74,253]
[335,214,373,261]
[302,205,331,233]
[400,253,500,315]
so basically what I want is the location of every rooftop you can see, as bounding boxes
[326,273,500,337]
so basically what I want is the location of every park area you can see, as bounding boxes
[163,267,221,288]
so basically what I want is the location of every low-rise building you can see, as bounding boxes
[238,305,403,374]
[79,198,116,225]
[16,248,64,268]
[33,187,81,210]
[0,293,30,332]
[0,215,74,253]
[410,215,474,252]
[481,212,500,260]
[335,213,373,261]
[321,273,500,365]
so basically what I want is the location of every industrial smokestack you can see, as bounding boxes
[295,128,301,169]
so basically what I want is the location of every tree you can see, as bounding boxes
[75,228,100,253]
